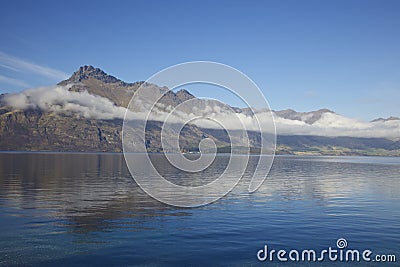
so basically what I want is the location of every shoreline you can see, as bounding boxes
[0,150,399,157]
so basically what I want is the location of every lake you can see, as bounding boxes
[0,153,399,266]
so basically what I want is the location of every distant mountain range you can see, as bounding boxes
[0,65,399,156]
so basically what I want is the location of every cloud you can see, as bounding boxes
[3,85,126,120]
[188,109,400,139]
[0,74,30,87]
[0,52,68,80]
[127,97,400,139]
[272,112,400,138]
[3,85,399,139]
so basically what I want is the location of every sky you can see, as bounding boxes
[0,0,399,121]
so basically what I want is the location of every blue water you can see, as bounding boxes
[0,153,399,266]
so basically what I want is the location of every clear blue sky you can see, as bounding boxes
[0,0,399,120]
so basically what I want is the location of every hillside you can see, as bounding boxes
[0,65,399,156]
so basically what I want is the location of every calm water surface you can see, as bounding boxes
[0,153,399,266]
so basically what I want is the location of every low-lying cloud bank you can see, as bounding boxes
[3,85,126,120]
[2,85,399,139]
[273,113,399,138]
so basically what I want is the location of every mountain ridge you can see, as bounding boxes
[0,65,399,156]
[59,65,139,87]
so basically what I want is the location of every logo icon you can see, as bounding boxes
[122,61,276,207]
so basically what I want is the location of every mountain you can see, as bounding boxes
[0,65,399,156]
[57,65,196,108]
[276,135,400,156]
[57,65,142,108]
[274,108,335,124]
[371,116,400,123]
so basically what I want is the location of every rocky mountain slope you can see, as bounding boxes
[0,66,399,155]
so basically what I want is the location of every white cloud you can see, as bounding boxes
[272,112,400,138]
[3,85,126,120]
[3,85,399,139]
[0,74,29,87]
[0,52,68,80]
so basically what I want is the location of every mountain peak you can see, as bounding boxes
[317,108,334,113]
[371,116,400,122]
[60,65,122,84]
[274,108,335,124]
[176,89,195,102]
